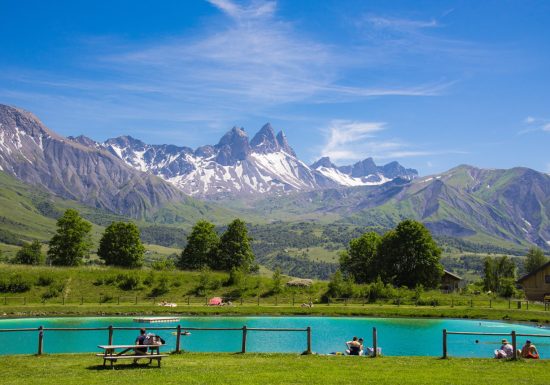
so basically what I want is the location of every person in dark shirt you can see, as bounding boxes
[134,328,147,356]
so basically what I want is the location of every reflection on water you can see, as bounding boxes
[0,316,549,357]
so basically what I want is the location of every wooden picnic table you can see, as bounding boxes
[97,344,168,368]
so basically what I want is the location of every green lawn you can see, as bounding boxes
[2,354,549,385]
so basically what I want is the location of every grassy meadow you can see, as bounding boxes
[3,354,550,385]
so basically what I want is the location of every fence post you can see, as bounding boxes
[451,298,454,308]
[292,294,295,306]
[240,297,243,306]
[512,330,517,360]
[257,296,260,306]
[108,325,114,345]
[372,327,378,358]
[205,296,208,305]
[241,326,247,353]
[442,329,447,359]
[62,297,65,305]
[470,299,473,308]
[175,325,181,353]
[135,296,138,305]
[327,297,330,306]
[306,327,312,354]
[508,299,511,309]
[81,296,84,305]
[117,296,120,305]
[489,299,492,308]
[344,298,348,306]
[526,301,529,310]
[37,326,44,355]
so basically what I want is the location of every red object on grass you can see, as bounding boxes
[209,297,223,305]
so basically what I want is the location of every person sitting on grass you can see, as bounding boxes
[519,340,539,359]
[494,338,514,359]
[346,336,361,356]
[358,338,365,356]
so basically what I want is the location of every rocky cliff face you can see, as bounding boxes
[0,104,184,217]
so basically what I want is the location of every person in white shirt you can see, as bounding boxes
[494,338,514,359]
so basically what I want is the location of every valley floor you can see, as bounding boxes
[3,353,549,385]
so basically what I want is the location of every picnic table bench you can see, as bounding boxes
[97,344,168,368]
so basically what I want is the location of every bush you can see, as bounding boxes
[41,282,65,300]
[150,276,170,297]
[151,259,176,271]
[143,271,156,287]
[0,274,33,293]
[37,274,55,286]
[116,273,141,291]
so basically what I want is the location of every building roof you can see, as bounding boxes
[517,260,550,283]
[443,270,462,281]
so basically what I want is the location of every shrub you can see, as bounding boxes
[151,259,175,271]
[37,274,55,286]
[143,271,156,287]
[0,274,33,293]
[117,273,141,291]
[150,276,170,297]
[41,282,65,300]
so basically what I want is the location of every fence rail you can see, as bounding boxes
[0,324,313,356]
[442,329,550,359]
[0,295,546,311]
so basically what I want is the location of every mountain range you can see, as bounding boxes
[1,103,549,251]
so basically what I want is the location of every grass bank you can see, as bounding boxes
[2,303,550,324]
[3,353,549,385]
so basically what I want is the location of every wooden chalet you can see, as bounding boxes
[517,260,550,301]
[441,270,463,292]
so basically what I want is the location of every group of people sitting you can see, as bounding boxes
[345,336,365,356]
[494,338,539,359]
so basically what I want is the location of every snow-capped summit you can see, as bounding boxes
[100,123,417,198]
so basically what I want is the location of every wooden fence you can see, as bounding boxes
[0,295,545,310]
[0,324,312,356]
[442,329,550,359]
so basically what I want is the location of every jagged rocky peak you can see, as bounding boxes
[250,123,279,153]
[350,157,378,177]
[379,161,418,180]
[310,156,337,169]
[105,135,147,150]
[0,104,58,139]
[215,126,251,165]
[68,135,98,147]
[276,130,296,157]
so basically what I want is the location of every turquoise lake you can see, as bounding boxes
[1,317,549,357]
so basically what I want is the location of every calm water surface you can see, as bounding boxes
[1,316,549,357]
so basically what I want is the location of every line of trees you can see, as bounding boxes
[338,219,443,289]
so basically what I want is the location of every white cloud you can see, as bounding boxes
[319,119,465,164]
[519,116,550,134]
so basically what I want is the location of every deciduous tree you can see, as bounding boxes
[218,219,254,271]
[98,222,145,268]
[14,240,44,265]
[47,209,92,266]
[179,220,219,270]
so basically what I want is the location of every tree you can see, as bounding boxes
[377,219,443,288]
[271,267,284,294]
[47,209,92,266]
[14,240,44,265]
[218,219,255,271]
[340,232,381,283]
[524,247,548,274]
[97,222,145,268]
[179,220,220,270]
[483,255,516,294]
[326,270,345,298]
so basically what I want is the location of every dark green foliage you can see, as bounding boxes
[98,222,145,268]
[47,209,92,266]
[0,273,32,293]
[140,225,187,248]
[37,273,55,286]
[41,282,65,300]
[340,232,381,283]
[116,273,141,291]
[150,276,170,297]
[377,220,443,288]
[179,220,219,270]
[325,270,345,298]
[151,258,176,271]
[218,219,255,271]
[258,252,337,280]
[524,247,548,274]
[194,267,212,295]
[483,255,516,296]
[13,240,44,265]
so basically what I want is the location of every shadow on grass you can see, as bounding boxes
[87,362,163,371]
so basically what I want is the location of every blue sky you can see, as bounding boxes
[1,0,549,175]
